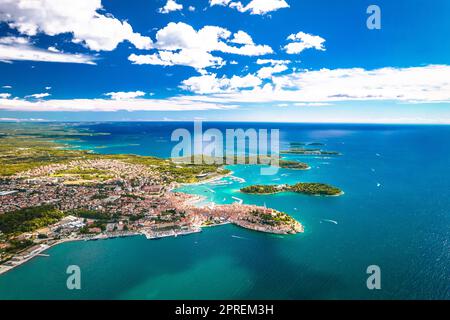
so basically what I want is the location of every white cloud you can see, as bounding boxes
[255,58,290,79]
[128,22,272,72]
[256,59,290,65]
[284,32,326,54]
[188,6,196,12]
[25,93,51,99]
[47,46,59,53]
[2,85,12,89]
[210,0,289,15]
[129,50,224,71]
[179,65,450,104]
[181,73,262,94]
[0,117,46,122]
[2,65,448,116]
[0,0,152,51]
[105,91,146,100]
[0,96,238,112]
[230,31,254,45]
[0,36,29,45]
[0,36,96,64]
[45,86,52,90]
[257,64,288,79]
[159,0,183,14]
[210,0,232,5]
[0,93,12,99]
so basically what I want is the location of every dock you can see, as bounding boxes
[141,227,201,240]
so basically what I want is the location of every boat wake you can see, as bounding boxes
[230,176,246,183]
[232,196,243,204]
[320,219,338,225]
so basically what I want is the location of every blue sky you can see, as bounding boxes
[0,0,449,123]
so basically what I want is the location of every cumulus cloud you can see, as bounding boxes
[159,0,183,14]
[284,31,326,54]
[230,31,254,45]
[128,22,272,72]
[105,91,146,100]
[129,50,224,71]
[179,65,450,104]
[255,58,289,79]
[0,37,96,64]
[257,64,288,79]
[0,0,152,51]
[181,73,262,94]
[210,0,289,15]
[0,93,11,99]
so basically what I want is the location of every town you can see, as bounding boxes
[0,158,303,274]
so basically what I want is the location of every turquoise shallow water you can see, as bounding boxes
[0,122,449,299]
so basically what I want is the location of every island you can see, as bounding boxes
[281,148,341,156]
[240,183,343,196]
[289,142,325,147]
[0,123,304,274]
[175,155,310,171]
[279,160,310,170]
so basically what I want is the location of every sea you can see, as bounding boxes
[0,122,449,299]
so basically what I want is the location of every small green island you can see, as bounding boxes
[278,160,310,170]
[241,183,343,196]
[281,142,341,155]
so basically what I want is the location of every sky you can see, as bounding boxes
[0,0,449,123]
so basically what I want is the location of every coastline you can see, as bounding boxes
[0,171,231,276]
[0,218,250,276]
[0,135,304,276]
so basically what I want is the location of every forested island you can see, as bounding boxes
[175,155,310,171]
[281,141,342,156]
[241,183,343,196]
